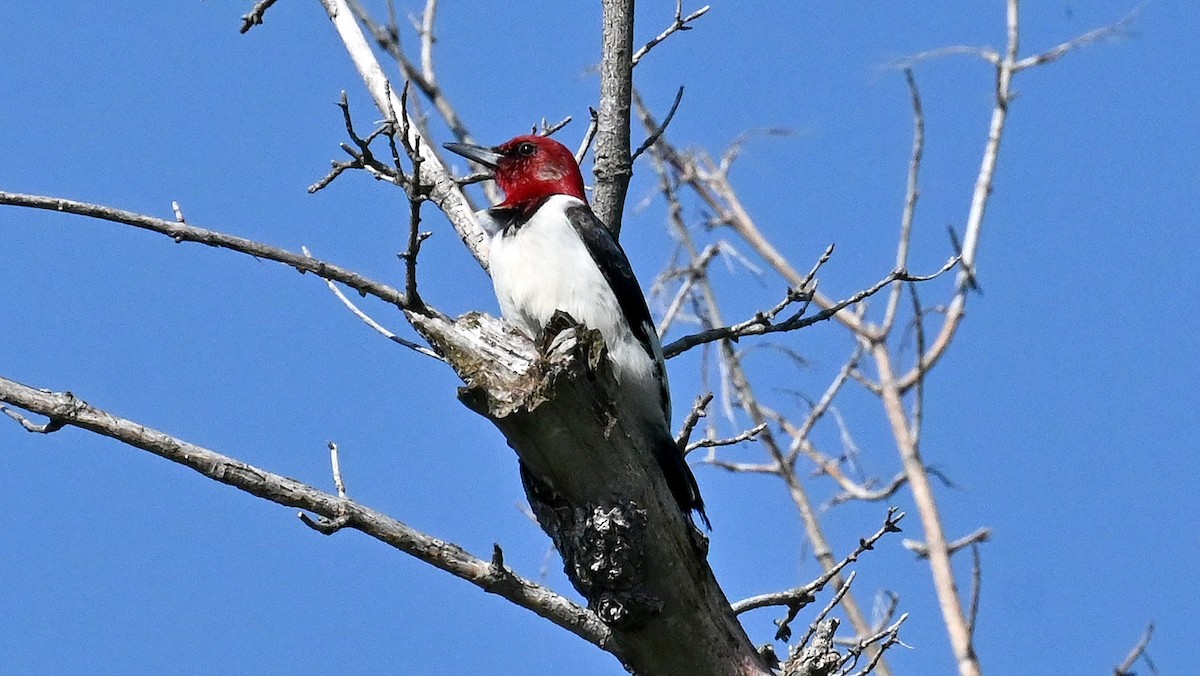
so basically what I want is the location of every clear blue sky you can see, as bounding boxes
[2,1,1196,674]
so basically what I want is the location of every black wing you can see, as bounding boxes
[563,203,670,421]
[565,203,709,529]
[564,205,705,528]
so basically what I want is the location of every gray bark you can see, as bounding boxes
[411,310,771,676]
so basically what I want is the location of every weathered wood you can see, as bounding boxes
[410,310,770,676]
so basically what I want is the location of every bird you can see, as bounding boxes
[444,134,709,529]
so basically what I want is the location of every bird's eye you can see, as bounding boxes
[517,142,537,157]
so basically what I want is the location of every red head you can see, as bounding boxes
[444,135,586,215]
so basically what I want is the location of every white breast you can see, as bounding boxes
[487,195,664,426]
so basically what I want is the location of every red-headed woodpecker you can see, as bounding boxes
[445,134,709,529]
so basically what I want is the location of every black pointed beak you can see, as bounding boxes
[443,142,503,169]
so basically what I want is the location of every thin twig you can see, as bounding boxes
[784,346,861,467]
[675,392,712,448]
[663,257,958,359]
[686,423,766,455]
[1013,6,1140,71]
[539,116,573,136]
[1113,623,1156,676]
[631,1,711,66]
[657,243,719,336]
[329,441,348,498]
[909,282,927,449]
[789,571,856,644]
[881,69,925,335]
[393,81,431,312]
[318,0,488,266]
[575,107,600,166]
[826,473,908,507]
[893,46,1000,68]
[731,508,904,615]
[644,130,888,670]
[309,91,408,194]
[301,246,442,360]
[631,86,684,163]
[1,406,65,433]
[840,614,910,675]
[966,544,982,639]
[902,527,991,559]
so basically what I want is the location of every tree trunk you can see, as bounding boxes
[411,310,770,676]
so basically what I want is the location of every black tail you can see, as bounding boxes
[654,431,711,530]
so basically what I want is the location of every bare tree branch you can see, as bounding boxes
[783,347,861,468]
[1113,623,1156,676]
[789,571,856,645]
[731,508,904,616]
[657,243,720,337]
[631,1,711,66]
[663,257,958,359]
[318,0,489,266]
[631,86,684,163]
[300,246,442,359]
[592,0,635,236]
[575,106,600,165]
[686,423,766,455]
[0,191,411,310]
[539,115,573,136]
[409,311,773,675]
[966,544,982,639]
[644,135,889,671]
[902,527,991,559]
[240,0,281,33]
[0,374,613,651]
[391,81,432,311]
[839,615,910,676]
[1013,6,1140,71]
[675,391,713,448]
[308,91,410,194]
[893,46,1000,68]
[881,69,925,335]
